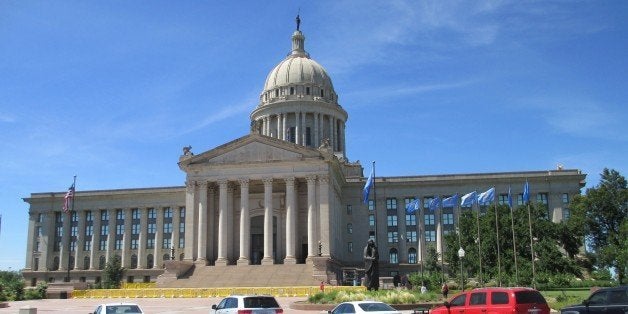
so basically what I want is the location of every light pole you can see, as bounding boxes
[458,247,465,291]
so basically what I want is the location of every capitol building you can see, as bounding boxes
[22,19,585,287]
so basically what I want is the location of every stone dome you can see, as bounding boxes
[258,30,338,106]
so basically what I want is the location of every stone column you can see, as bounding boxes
[237,178,250,265]
[282,113,287,140]
[215,179,229,266]
[301,112,307,145]
[25,212,37,270]
[89,210,101,270]
[196,182,208,265]
[318,176,330,256]
[314,113,319,147]
[283,177,297,264]
[183,181,196,261]
[340,121,346,156]
[154,207,163,268]
[171,206,181,261]
[106,209,116,263]
[329,117,334,151]
[207,186,216,262]
[276,114,281,139]
[306,175,317,261]
[295,112,301,145]
[137,208,147,269]
[75,210,86,270]
[60,211,71,271]
[261,178,274,265]
[122,208,132,268]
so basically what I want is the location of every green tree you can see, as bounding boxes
[0,270,25,301]
[572,168,628,284]
[102,256,125,289]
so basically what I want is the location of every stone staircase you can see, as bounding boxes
[159,263,320,288]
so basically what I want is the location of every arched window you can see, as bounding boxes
[389,248,398,264]
[131,254,138,269]
[147,254,154,269]
[83,256,90,270]
[408,248,417,264]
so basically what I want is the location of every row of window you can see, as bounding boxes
[262,85,329,102]
[42,253,179,272]
[44,207,184,224]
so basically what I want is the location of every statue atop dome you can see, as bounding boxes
[296,14,301,31]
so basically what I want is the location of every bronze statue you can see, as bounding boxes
[363,238,379,291]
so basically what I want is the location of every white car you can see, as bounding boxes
[210,295,283,313]
[328,301,401,314]
[91,303,144,314]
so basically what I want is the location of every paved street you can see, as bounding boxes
[0,297,421,313]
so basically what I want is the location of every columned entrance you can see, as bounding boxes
[250,215,277,265]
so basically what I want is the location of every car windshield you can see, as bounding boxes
[357,302,396,312]
[514,291,547,304]
[243,296,280,308]
[106,305,142,314]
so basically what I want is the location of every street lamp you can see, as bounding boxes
[458,247,465,291]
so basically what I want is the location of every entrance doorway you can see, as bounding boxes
[250,215,278,264]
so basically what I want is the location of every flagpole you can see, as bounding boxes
[509,187,519,285]
[475,199,483,287]
[527,202,536,289]
[372,161,378,250]
[494,197,502,287]
[438,198,444,284]
[66,175,76,282]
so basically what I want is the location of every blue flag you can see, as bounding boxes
[362,167,374,204]
[428,196,441,211]
[405,199,420,214]
[461,191,477,207]
[522,181,530,204]
[477,187,495,205]
[442,194,459,208]
[508,186,513,208]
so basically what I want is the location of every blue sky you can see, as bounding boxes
[1,1,626,270]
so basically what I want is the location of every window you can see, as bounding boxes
[71,226,78,237]
[132,208,140,220]
[274,89,279,97]
[131,239,138,249]
[450,294,467,307]
[305,127,311,146]
[55,212,62,223]
[290,87,294,95]
[320,89,324,97]
[132,224,140,235]
[387,215,398,227]
[347,223,353,234]
[389,248,398,264]
[562,193,570,204]
[563,208,571,220]
[443,213,454,225]
[288,126,296,143]
[470,292,487,305]
[425,230,436,242]
[408,248,417,264]
[86,225,93,236]
[70,240,76,251]
[148,223,156,234]
[387,231,398,243]
[423,197,434,209]
[116,224,124,235]
[115,239,123,250]
[99,239,107,251]
[101,225,109,236]
[406,214,416,226]
[86,211,93,222]
[179,222,185,233]
[38,213,44,223]
[56,226,63,237]
[147,238,155,249]
[346,205,352,215]
[179,207,185,218]
[368,214,375,226]
[386,198,397,210]
[498,194,509,206]
[348,242,353,253]
[537,193,548,205]
[163,222,173,234]
[71,211,78,222]
[35,241,40,252]
[163,238,172,249]
[116,209,124,220]
[179,237,185,248]
[492,292,509,304]
[406,231,417,243]
[517,194,524,206]
[306,87,310,95]
[148,208,156,219]
[164,207,172,218]
[368,200,375,211]
[424,214,435,225]
[369,231,375,241]
[84,240,91,251]
[101,210,108,221]
[35,226,42,237]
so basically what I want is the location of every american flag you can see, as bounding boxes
[63,183,75,213]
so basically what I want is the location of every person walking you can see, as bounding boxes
[441,282,449,299]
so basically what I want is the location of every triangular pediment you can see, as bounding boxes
[179,133,323,168]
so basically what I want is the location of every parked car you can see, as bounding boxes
[560,285,628,314]
[430,287,550,314]
[328,301,401,314]
[210,295,283,313]
[91,303,144,314]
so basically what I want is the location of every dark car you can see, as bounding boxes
[560,286,628,314]
[430,287,550,314]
